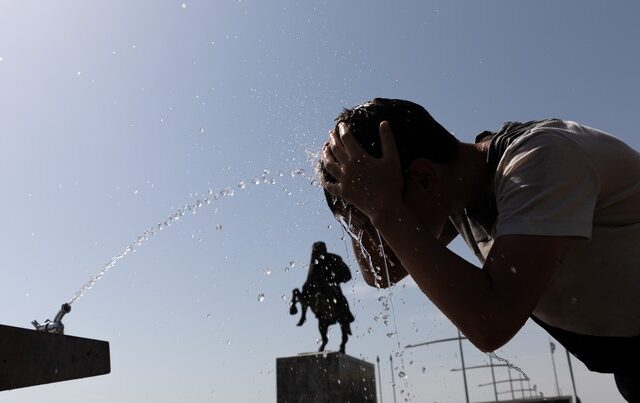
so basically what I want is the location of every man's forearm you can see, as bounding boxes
[370,204,516,351]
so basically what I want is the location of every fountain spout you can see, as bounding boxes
[32,303,71,335]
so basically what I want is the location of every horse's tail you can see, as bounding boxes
[289,288,300,315]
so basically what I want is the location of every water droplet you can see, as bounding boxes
[215,224,223,231]
[206,313,212,319]
[258,293,265,302]
[199,128,205,133]
[367,327,373,334]
[422,367,426,373]
[226,340,231,345]
[238,181,246,189]
[264,268,271,276]
[398,371,407,379]
[289,261,295,268]
[181,3,187,8]
[327,224,332,229]
[509,266,517,274]
[252,177,260,185]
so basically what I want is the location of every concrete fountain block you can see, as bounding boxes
[276,351,376,403]
[0,324,110,391]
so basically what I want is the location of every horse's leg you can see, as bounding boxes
[318,320,329,352]
[296,302,308,326]
[339,321,350,354]
[289,289,299,315]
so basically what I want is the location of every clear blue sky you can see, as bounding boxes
[1,1,638,402]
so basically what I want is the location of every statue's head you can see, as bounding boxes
[312,241,327,256]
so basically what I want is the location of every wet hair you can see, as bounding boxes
[321,98,459,217]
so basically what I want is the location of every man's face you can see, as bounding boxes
[331,200,373,237]
[402,173,450,239]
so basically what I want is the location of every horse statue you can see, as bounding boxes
[289,241,355,353]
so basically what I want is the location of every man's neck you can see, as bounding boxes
[447,141,491,211]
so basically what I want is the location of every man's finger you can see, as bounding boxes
[329,130,350,162]
[338,122,366,156]
[322,147,344,178]
[323,160,344,181]
[322,144,337,164]
[379,121,399,160]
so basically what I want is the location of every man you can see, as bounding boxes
[320,98,640,400]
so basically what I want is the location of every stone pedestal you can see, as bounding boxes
[276,351,376,403]
[0,324,110,391]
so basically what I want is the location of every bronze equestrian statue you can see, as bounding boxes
[290,241,355,353]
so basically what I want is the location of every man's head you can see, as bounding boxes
[320,98,459,221]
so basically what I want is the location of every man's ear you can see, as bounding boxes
[408,159,437,191]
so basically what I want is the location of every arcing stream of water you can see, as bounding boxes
[67,168,308,304]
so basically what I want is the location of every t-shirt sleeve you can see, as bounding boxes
[494,132,601,239]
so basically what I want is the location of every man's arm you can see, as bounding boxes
[371,204,564,352]
[352,201,561,352]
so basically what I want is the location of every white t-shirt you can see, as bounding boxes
[457,120,640,337]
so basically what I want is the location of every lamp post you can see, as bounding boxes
[376,355,383,403]
[489,355,498,401]
[389,354,397,403]
[508,368,515,400]
[549,341,561,396]
[457,329,470,403]
[566,349,579,403]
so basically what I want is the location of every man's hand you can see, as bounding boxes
[322,121,404,224]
